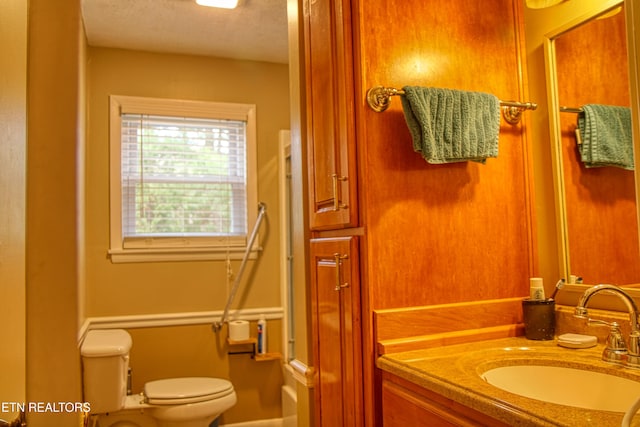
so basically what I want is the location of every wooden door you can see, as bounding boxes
[303,0,358,230]
[310,237,363,426]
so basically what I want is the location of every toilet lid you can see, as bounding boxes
[144,377,234,405]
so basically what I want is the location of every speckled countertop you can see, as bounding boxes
[378,336,640,426]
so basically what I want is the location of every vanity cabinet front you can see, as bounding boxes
[302,0,358,231]
[382,371,509,427]
[310,236,363,426]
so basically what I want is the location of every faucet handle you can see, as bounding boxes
[601,322,628,365]
[627,331,640,368]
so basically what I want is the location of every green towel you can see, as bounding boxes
[577,104,634,170]
[400,86,501,164]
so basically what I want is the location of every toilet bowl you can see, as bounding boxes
[144,377,237,427]
[81,329,237,427]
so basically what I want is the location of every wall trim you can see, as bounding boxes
[78,307,284,341]
[222,418,283,427]
[374,298,524,355]
[288,359,315,388]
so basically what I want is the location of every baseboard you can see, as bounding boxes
[222,418,283,427]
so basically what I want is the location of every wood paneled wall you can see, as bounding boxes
[555,10,640,284]
[374,298,524,355]
[354,0,536,311]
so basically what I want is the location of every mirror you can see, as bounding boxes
[545,0,640,287]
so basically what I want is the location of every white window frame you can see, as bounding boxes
[108,95,258,263]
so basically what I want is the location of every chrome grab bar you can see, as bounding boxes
[212,202,267,332]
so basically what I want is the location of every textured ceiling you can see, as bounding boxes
[81,0,289,64]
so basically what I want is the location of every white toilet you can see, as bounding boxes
[81,329,237,427]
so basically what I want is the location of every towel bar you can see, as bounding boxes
[560,106,584,113]
[366,85,538,125]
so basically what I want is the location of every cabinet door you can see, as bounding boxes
[382,372,510,427]
[303,0,358,230]
[310,237,363,426]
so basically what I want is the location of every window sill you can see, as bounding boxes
[108,246,261,263]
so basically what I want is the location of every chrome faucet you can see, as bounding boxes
[574,284,640,368]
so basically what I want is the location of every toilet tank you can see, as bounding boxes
[81,329,132,414]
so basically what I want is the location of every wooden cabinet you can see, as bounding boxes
[302,0,358,230]
[310,237,363,426]
[303,0,363,423]
[300,0,535,424]
[382,372,509,427]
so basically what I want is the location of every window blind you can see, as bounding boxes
[120,113,247,239]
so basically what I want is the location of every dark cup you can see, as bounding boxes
[522,299,555,340]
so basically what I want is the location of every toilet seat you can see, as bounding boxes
[144,377,234,405]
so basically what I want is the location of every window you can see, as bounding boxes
[108,95,257,263]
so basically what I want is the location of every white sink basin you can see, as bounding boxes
[482,365,640,412]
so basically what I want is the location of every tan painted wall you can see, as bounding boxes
[26,0,84,426]
[523,0,623,287]
[0,0,26,422]
[84,47,290,424]
[85,47,290,317]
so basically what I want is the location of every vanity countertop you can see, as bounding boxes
[377,336,640,426]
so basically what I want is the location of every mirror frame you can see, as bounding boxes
[544,0,629,281]
[629,0,640,234]
[543,0,640,307]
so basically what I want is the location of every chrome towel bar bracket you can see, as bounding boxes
[365,85,537,125]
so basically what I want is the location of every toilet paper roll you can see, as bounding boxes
[228,320,250,341]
